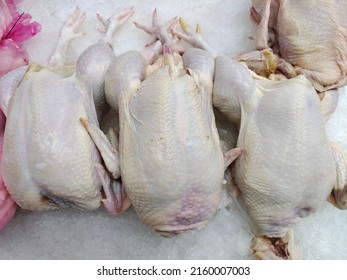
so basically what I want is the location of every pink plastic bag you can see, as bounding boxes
[0,8,41,76]
[0,0,41,231]
[0,110,16,231]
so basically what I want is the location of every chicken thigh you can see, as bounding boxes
[0,8,133,212]
[250,0,347,92]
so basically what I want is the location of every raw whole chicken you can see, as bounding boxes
[174,17,347,259]
[221,69,342,259]
[0,8,133,213]
[249,0,347,92]
[0,0,40,231]
[82,10,241,236]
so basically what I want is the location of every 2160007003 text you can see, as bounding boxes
[190,266,250,276]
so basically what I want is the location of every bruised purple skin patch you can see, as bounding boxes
[154,186,221,236]
[174,186,218,225]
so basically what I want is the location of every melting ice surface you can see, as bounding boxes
[0,0,346,259]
